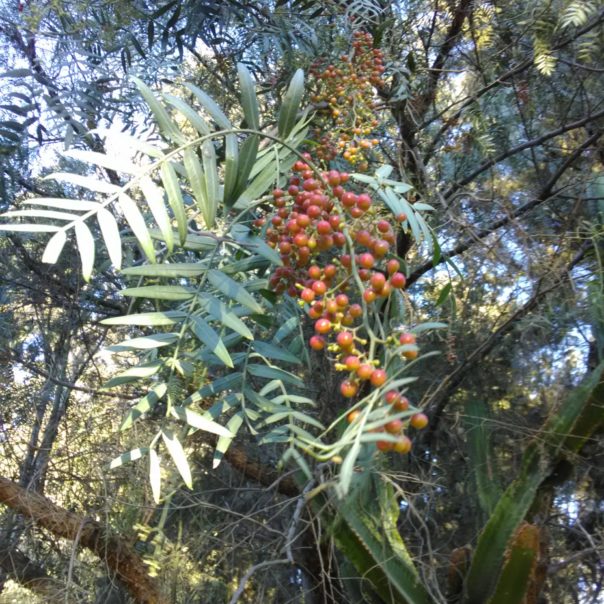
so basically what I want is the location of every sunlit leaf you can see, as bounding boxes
[117,193,156,262]
[213,412,244,469]
[190,315,234,368]
[160,161,188,245]
[42,230,67,264]
[120,383,168,430]
[121,263,205,277]
[161,428,192,488]
[120,285,195,300]
[109,447,149,469]
[74,221,95,281]
[170,406,233,437]
[108,333,179,352]
[237,63,259,130]
[140,177,174,252]
[92,208,122,269]
[100,311,187,326]
[149,448,161,503]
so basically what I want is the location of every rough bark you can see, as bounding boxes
[0,476,165,604]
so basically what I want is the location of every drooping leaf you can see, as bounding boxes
[237,63,259,130]
[102,361,162,389]
[170,406,233,438]
[74,221,95,281]
[42,230,67,264]
[120,383,168,430]
[278,68,305,138]
[149,448,161,503]
[109,447,149,469]
[207,269,263,313]
[160,161,188,246]
[120,285,195,300]
[190,315,234,368]
[100,311,187,326]
[213,412,244,469]
[161,428,192,488]
[140,177,174,252]
[117,193,156,262]
[108,333,179,352]
[121,263,205,278]
[97,208,122,269]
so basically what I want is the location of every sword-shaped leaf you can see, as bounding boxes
[161,428,192,488]
[97,208,122,269]
[278,68,305,138]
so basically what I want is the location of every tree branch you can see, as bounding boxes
[407,130,603,286]
[443,108,604,200]
[0,477,165,604]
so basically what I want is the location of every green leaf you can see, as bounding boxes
[237,63,259,130]
[46,172,121,194]
[120,383,168,430]
[201,140,219,225]
[465,362,604,603]
[207,269,263,313]
[163,92,211,135]
[251,340,301,364]
[149,448,161,503]
[120,285,195,300]
[24,198,102,212]
[102,361,162,389]
[2,209,81,221]
[74,221,95,281]
[42,230,67,264]
[212,412,244,469]
[233,135,259,197]
[97,208,122,269]
[118,194,156,262]
[161,428,192,488]
[465,399,500,517]
[184,147,213,228]
[160,162,188,246]
[140,177,174,252]
[0,224,61,233]
[278,68,305,138]
[184,372,243,403]
[121,263,205,278]
[170,406,233,438]
[109,447,149,469]
[184,83,233,130]
[246,363,304,388]
[62,149,138,174]
[197,294,254,339]
[108,333,179,352]
[222,134,240,207]
[190,315,234,368]
[100,311,187,326]
[436,283,452,306]
[488,524,539,604]
[132,76,183,143]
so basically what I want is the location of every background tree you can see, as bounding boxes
[0,1,602,603]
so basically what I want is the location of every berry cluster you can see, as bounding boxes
[257,155,428,453]
[309,31,385,170]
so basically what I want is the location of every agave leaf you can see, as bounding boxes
[464,361,604,603]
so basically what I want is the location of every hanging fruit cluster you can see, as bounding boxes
[309,31,385,170]
[257,151,428,453]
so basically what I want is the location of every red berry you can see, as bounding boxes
[309,335,326,350]
[341,191,357,207]
[370,369,387,386]
[394,396,410,412]
[377,440,393,452]
[315,318,331,334]
[337,331,354,348]
[370,272,386,291]
[300,288,315,303]
[385,419,404,434]
[363,288,377,303]
[390,272,406,288]
[399,332,417,346]
[358,253,375,269]
[385,390,401,405]
[410,413,429,430]
[312,280,327,295]
[393,435,412,454]
[387,259,400,275]
[357,364,374,380]
[344,355,361,371]
[340,380,358,398]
